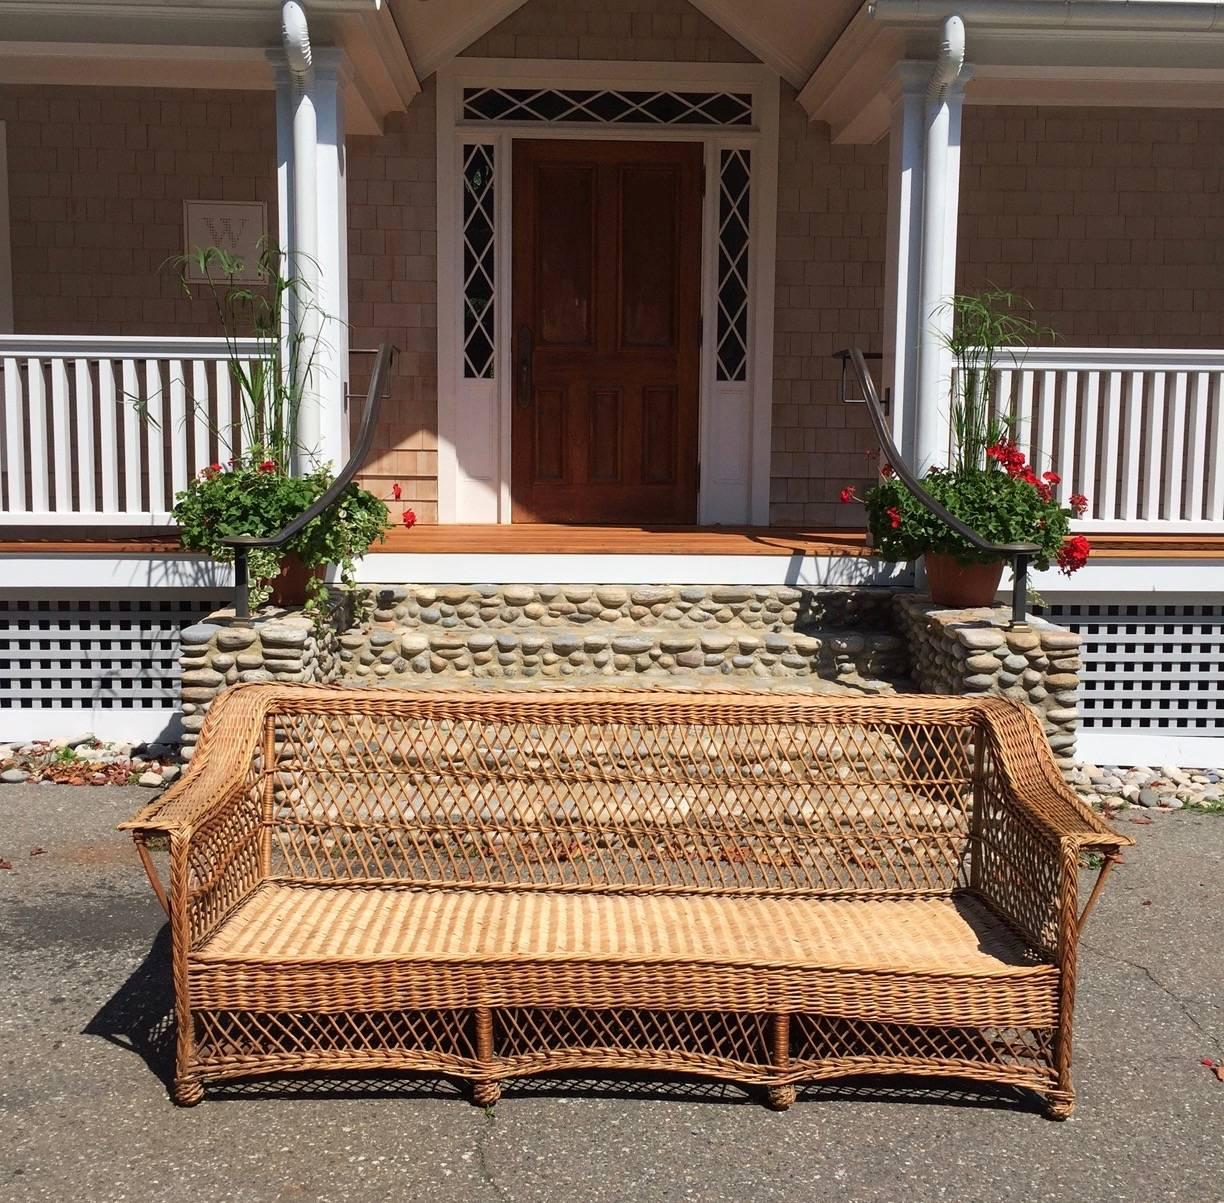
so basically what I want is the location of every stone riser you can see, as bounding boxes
[371,584,899,634]
[336,626,909,686]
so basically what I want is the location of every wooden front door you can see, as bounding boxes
[511,139,703,524]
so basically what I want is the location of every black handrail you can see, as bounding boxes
[220,342,396,620]
[844,346,1039,625]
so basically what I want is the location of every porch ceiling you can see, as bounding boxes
[806,0,1224,144]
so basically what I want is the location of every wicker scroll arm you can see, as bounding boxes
[119,684,278,937]
[972,698,1133,947]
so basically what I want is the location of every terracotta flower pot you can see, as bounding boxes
[923,553,1005,609]
[268,553,323,608]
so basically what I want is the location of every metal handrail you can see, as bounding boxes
[220,342,396,619]
[845,346,1038,625]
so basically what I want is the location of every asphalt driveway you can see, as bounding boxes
[1,785,1220,1203]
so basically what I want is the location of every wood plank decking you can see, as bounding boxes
[0,526,1221,559]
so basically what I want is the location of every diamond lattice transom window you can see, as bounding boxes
[462,144,496,380]
[462,87,753,127]
[716,148,751,383]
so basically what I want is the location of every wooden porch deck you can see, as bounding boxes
[0,526,1222,559]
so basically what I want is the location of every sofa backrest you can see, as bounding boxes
[262,689,985,897]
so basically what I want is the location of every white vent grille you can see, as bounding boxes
[462,87,752,127]
[0,593,226,712]
[1040,600,1224,733]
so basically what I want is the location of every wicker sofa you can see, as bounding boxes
[122,682,1129,1116]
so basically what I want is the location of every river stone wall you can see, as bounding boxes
[894,595,1081,768]
[177,610,340,759]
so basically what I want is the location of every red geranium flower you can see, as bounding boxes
[391,482,402,501]
[839,485,857,504]
[258,459,277,474]
[1056,534,1091,576]
[402,508,417,529]
[1042,470,1061,485]
[885,505,902,530]
[1069,493,1089,517]
[880,463,894,479]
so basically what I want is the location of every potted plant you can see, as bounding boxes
[841,291,1091,607]
[167,244,401,615]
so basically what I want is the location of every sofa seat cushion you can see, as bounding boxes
[190,884,1059,1028]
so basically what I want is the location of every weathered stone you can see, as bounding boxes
[595,588,628,608]
[181,668,225,688]
[1002,653,1029,672]
[965,653,1001,673]
[679,587,706,603]
[631,587,672,607]
[237,670,273,684]
[1005,628,1042,652]
[1045,672,1079,690]
[503,585,536,607]
[180,622,220,646]
[418,607,442,624]
[660,634,697,652]
[1039,628,1081,650]
[468,633,496,652]
[1045,707,1078,724]
[963,673,997,691]
[956,627,1006,651]
[699,634,734,653]
[676,649,704,669]
[612,635,653,655]
[259,623,310,648]
[711,587,751,604]
[551,633,583,655]
[214,626,257,651]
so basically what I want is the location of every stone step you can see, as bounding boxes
[370,584,899,634]
[335,623,908,686]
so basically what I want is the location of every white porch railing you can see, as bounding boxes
[977,347,1224,532]
[0,336,267,525]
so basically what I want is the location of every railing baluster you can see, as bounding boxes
[1119,371,1144,522]
[50,355,72,514]
[3,356,27,513]
[98,358,119,515]
[27,358,49,514]
[1079,370,1100,519]
[1100,370,1123,523]
[192,358,211,474]
[1185,372,1210,523]
[1163,371,1187,522]
[216,359,234,463]
[1036,369,1057,476]
[1016,369,1035,459]
[144,358,165,517]
[1057,369,1078,493]
[1209,373,1224,524]
[1143,371,1166,521]
[122,358,142,514]
[169,358,188,499]
[74,358,97,514]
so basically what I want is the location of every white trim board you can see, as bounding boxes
[435,59,780,527]
[357,552,907,588]
[1077,733,1224,771]
[0,555,230,591]
[0,708,182,744]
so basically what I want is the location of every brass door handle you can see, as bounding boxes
[516,325,534,409]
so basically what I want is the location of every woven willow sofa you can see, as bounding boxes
[123,683,1129,1117]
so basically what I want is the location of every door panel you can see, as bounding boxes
[512,139,702,524]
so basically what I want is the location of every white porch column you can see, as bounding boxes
[881,65,929,464]
[274,49,350,473]
[913,67,970,473]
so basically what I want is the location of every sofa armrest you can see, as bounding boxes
[975,697,1133,852]
[969,698,1132,956]
[120,683,278,945]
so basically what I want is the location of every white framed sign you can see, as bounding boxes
[183,200,268,282]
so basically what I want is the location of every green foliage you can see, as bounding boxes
[173,456,389,613]
[863,466,1072,571]
[937,289,1051,471]
[172,242,320,467]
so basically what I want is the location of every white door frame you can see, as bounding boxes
[435,58,779,525]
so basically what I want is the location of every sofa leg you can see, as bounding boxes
[472,1080,502,1108]
[1044,1091,1074,1121]
[173,1074,204,1107]
[766,1084,797,1111]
